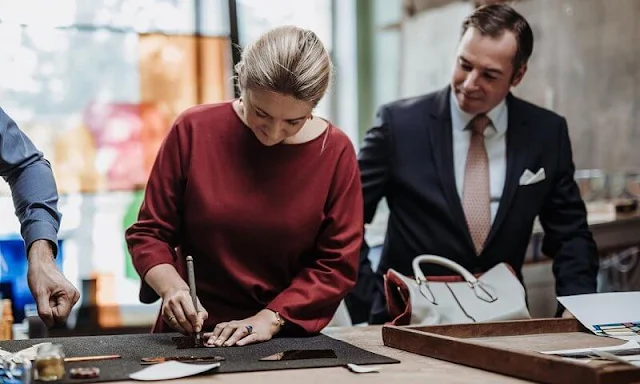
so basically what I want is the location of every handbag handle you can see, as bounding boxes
[412,255,478,284]
[411,254,496,303]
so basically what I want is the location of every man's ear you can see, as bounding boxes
[511,63,527,87]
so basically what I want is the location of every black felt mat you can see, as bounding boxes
[0,332,399,383]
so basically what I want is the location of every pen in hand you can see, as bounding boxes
[186,255,203,346]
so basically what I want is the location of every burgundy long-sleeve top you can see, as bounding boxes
[125,102,363,334]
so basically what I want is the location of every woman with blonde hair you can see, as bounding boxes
[126,25,362,347]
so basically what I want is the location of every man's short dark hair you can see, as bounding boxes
[461,4,534,72]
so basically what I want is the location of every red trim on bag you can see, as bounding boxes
[384,272,412,326]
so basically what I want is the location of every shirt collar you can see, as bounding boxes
[449,91,508,136]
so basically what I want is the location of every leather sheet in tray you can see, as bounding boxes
[0,332,399,383]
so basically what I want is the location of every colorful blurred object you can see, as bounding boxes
[83,102,169,191]
[123,190,145,281]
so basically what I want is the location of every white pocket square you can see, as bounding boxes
[519,168,545,186]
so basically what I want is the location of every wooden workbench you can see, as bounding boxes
[587,211,640,254]
[107,326,531,384]
[527,210,640,263]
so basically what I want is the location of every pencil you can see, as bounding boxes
[64,355,121,363]
[186,255,202,346]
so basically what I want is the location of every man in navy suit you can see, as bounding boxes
[347,3,598,324]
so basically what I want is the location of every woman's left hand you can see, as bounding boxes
[204,309,281,347]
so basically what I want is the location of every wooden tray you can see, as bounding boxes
[382,318,640,384]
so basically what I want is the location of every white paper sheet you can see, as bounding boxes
[129,361,220,381]
[541,340,640,366]
[591,350,640,366]
[346,363,381,373]
[0,342,52,361]
[603,355,640,363]
[541,340,640,356]
[558,292,640,340]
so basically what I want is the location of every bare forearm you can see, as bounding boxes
[27,239,56,264]
[144,264,189,298]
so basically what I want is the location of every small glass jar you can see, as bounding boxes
[34,344,65,381]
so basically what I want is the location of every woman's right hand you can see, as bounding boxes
[161,287,209,335]
[144,264,209,335]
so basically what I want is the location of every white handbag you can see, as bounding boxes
[384,255,531,325]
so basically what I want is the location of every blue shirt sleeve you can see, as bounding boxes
[0,106,62,255]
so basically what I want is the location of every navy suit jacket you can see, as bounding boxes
[346,86,598,324]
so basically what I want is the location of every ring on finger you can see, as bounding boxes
[245,325,253,334]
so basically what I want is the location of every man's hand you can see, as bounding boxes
[27,240,80,327]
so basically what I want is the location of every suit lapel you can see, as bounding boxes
[485,93,530,247]
[428,87,476,252]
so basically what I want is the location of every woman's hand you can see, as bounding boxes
[161,287,208,335]
[144,264,208,335]
[205,309,282,347]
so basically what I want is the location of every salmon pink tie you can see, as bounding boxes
[463,114,491,255]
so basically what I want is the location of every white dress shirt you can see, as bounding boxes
[450,94,508,223]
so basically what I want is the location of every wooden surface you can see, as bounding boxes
[588,211,640,254]
[383,319,640,384]
[106,325,534,383]
[528,210,640,262]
